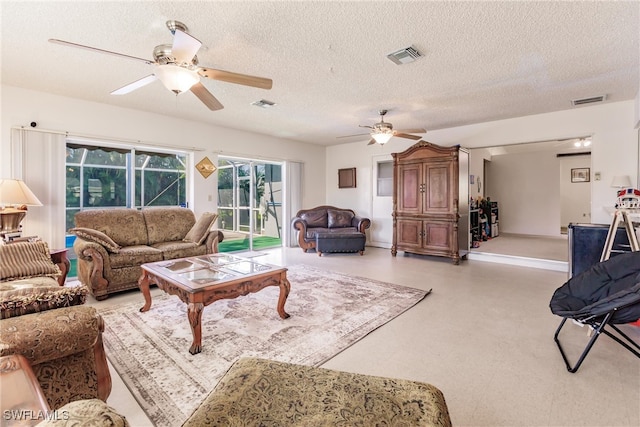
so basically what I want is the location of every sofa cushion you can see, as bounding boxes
[300,210,328,228]
[70,227,121,253]
[183,212,218,245]
[0,241,61,282]
[74,209,148,247]
[151,241,209,260]
[143,207,198,245]
[108,245,163,269]
[328,209,354,228]
[0,283,88,319]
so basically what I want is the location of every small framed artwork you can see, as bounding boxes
[338,168,356,188]
[470,175,475,184]
[571,168,590,183]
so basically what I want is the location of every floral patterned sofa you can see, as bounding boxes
[72,207,223,300]
[0,241,111,410]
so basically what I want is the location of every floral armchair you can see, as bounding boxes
[0,241,112,409]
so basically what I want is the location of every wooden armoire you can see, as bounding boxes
[391,140,469,264]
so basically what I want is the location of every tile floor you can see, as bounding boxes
[88,246,640,427]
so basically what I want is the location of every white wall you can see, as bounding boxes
[559,155,592,228]
[486,150,561,236]
[469,148,491,200]
[326,101,638,245]
[1,85,326,238]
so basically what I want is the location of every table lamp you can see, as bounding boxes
[0,179,43,235]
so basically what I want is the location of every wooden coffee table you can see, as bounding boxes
[138,254,290,355]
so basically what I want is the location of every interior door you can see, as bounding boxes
[370,155,394,248]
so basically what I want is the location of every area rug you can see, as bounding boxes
[99,265,430,426]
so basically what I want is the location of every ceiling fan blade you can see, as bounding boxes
[394,133,422,140]
[172,30,202,64]
[396,128,426,134]
[48,39,152,64]
[336,132,370,139]
[111,75,157,95]
[198,68,273,89]
[367,139,377,145]
[190,82,224,111]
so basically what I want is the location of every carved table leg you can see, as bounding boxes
[138,271,153,312]
[277,275,291,319]
[188,302,205,355]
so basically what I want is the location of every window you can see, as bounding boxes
[65,142,188,231]
[377,161,393,197]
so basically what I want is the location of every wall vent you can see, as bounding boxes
[572,95,607,106]
[251,99,276,108]
[387,46,423,65]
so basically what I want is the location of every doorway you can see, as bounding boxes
[217,157,283,252]
[468,137,592,262]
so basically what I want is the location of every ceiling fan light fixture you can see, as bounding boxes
[372,132,393,145]
[154,65,199,93]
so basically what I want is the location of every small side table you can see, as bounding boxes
[50,248,70,286]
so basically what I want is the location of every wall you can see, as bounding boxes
[469,148,491,200]
[559,155,592,228]
[326,101,638,246]
[1,85,326,240]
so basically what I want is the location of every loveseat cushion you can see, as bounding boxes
[108,245,163,269]
[300,210,328,228]
[183,212,218,245]
[75,209,148,247]
[143,207,198,245]
[0,241,61,282]
[70,227,121,253]
[151,241,208,260]
[328,209,355,228]
[0,282,88,319]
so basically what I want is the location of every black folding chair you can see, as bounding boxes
[549,251,640,373]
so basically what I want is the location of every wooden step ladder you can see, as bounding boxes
[600,210,640,261]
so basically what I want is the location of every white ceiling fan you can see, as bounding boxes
[49,20,272,111]
[338,110,426,145]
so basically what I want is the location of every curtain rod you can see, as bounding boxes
[11,125,206,152]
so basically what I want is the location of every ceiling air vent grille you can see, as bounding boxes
[251,99,276,108]
[572,95,607,106]
[387,46,423,65]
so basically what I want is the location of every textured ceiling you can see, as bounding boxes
[1,1,638,146]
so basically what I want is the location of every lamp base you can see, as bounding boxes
[0,208,27,234]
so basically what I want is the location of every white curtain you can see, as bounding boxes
[11,128,67,248]
[283,161,303,247]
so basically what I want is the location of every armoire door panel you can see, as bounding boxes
[423,222,452,250]
[398,164,421,213]
[424,164,451,213]
[396,219,422,248]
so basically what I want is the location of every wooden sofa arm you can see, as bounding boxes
[292,218,314,252]
[353,216,371,234]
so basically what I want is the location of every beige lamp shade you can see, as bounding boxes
[610,175,632,188]
[0,179,42,234]
[0,179,43,207]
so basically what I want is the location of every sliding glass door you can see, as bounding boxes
[217,157,282,252]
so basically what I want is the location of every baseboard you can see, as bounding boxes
[467,251,568,272]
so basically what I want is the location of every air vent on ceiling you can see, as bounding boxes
[386,46,423,65]
[251,99,276,108]
[572,95,607,106]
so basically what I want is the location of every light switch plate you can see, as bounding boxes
[594,172,601,181]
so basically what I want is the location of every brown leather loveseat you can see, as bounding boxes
[292,205,371,255]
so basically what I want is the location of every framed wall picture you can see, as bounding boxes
[338,168,356,188]
[571,168,590,183]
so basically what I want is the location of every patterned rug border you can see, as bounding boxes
[99,265,431,426]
